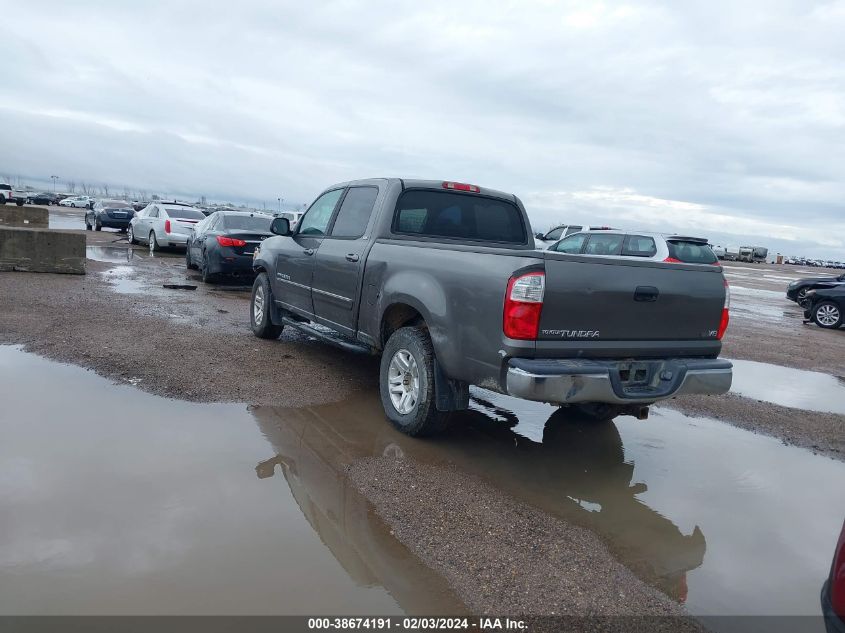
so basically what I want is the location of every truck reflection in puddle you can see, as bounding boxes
[251,392,704,604]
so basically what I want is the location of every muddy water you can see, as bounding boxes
[729,358,845,414]
[2,347,843,619]
[0,347,460,615]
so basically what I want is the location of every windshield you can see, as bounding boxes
[222,214,273,231]
[165,208,205,220]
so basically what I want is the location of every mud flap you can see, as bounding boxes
[434,359,469,412]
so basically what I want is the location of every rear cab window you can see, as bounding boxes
[393,190,526,244]
[667,239,718,264]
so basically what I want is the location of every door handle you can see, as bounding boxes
[345,253,360,262]
[634,286,659,302]
[303,248,315,256]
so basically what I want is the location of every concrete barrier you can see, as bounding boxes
[0,227,85,274]
[0,205,49,228]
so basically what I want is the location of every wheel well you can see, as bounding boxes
[381,303,425,346]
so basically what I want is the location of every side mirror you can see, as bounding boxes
[270,217,291,236]
[535,232,545,240]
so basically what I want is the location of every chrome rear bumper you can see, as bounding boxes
[506,358,732,405]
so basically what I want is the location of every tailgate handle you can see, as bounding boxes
[345,253,359,262]
[634,286,659,302]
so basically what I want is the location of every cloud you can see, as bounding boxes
[0,0,843,257]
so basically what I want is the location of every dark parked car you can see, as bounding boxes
[804,287,845,329]
[788,273,845,305]
[186,211,273,283]
[85,200,135,232]
[27,192,60,205]
[822,517,845,633]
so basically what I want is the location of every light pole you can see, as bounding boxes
[50,175,59,192]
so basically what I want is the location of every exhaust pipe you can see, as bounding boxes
[623,405,650,420]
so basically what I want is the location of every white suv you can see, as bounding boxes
[548,229,720,264]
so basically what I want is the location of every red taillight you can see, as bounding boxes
[442,181,480,193]
[216,235,246,247]
[832,521,845,617]
[663,257,683,263]
[503,272,545,340]
[717,279,730,340]
[164,219,171,234]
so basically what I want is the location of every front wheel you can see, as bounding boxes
[127,225,137,244]
[250,273,283,339]
[379,326,451,436]
[185,245,196,269]
[813,301,843,329]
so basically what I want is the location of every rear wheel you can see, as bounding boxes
[149,231,159,253]
[185,245,196,269]
[94,217,102,231]
[250,273,283,339]
[200,251,216,283]
[380,326,450,436]
[84,215,91,230]
[569,402,624,423]
[813,301,843,329]
[127,225,137,244]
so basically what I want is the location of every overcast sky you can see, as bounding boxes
[2,0,844,257]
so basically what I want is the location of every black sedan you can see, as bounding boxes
[185,211,273,283]
[27,192,60,205]
[822,517,844,633]
[787,273,845,305]
[85,200,135,232]
[804,287,845,329]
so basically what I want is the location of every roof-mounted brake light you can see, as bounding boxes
[442,181,479,193]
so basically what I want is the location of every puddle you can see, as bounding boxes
[100,265,147,294]
[729,358,845,414]
[0,347,461,616]
[87,246,133,264]
[2,347,843,620]
[729,286,786,299]
[48,213,82,230]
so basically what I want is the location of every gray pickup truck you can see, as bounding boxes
[250,178,732,436]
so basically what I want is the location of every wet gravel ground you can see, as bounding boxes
[349,458,704,631]
[2,217,844,621]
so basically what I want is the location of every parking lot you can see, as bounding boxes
[1,205,843,629]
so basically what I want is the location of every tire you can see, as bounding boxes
[94,218,102,231]
[127,225,137,245]
[796,288,808,305]
[185,245,196,269]
[379,326,451,436]
[813,301,843,329]
[0,197,5,205]
[15,199,23,207]
[84,216,91,231]
[200,251,215,283]
[569,402,624,423]
[149,231,159,253]
[250,273,283,339]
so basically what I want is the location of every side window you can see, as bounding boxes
[553,233,587,254]
[583,234,624,256]
[545,227,564,241]
[330,187,378,238]
[622,235,657,258]
[564,225,583,237]
[148,206,159,218]
[298,189,344,236]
